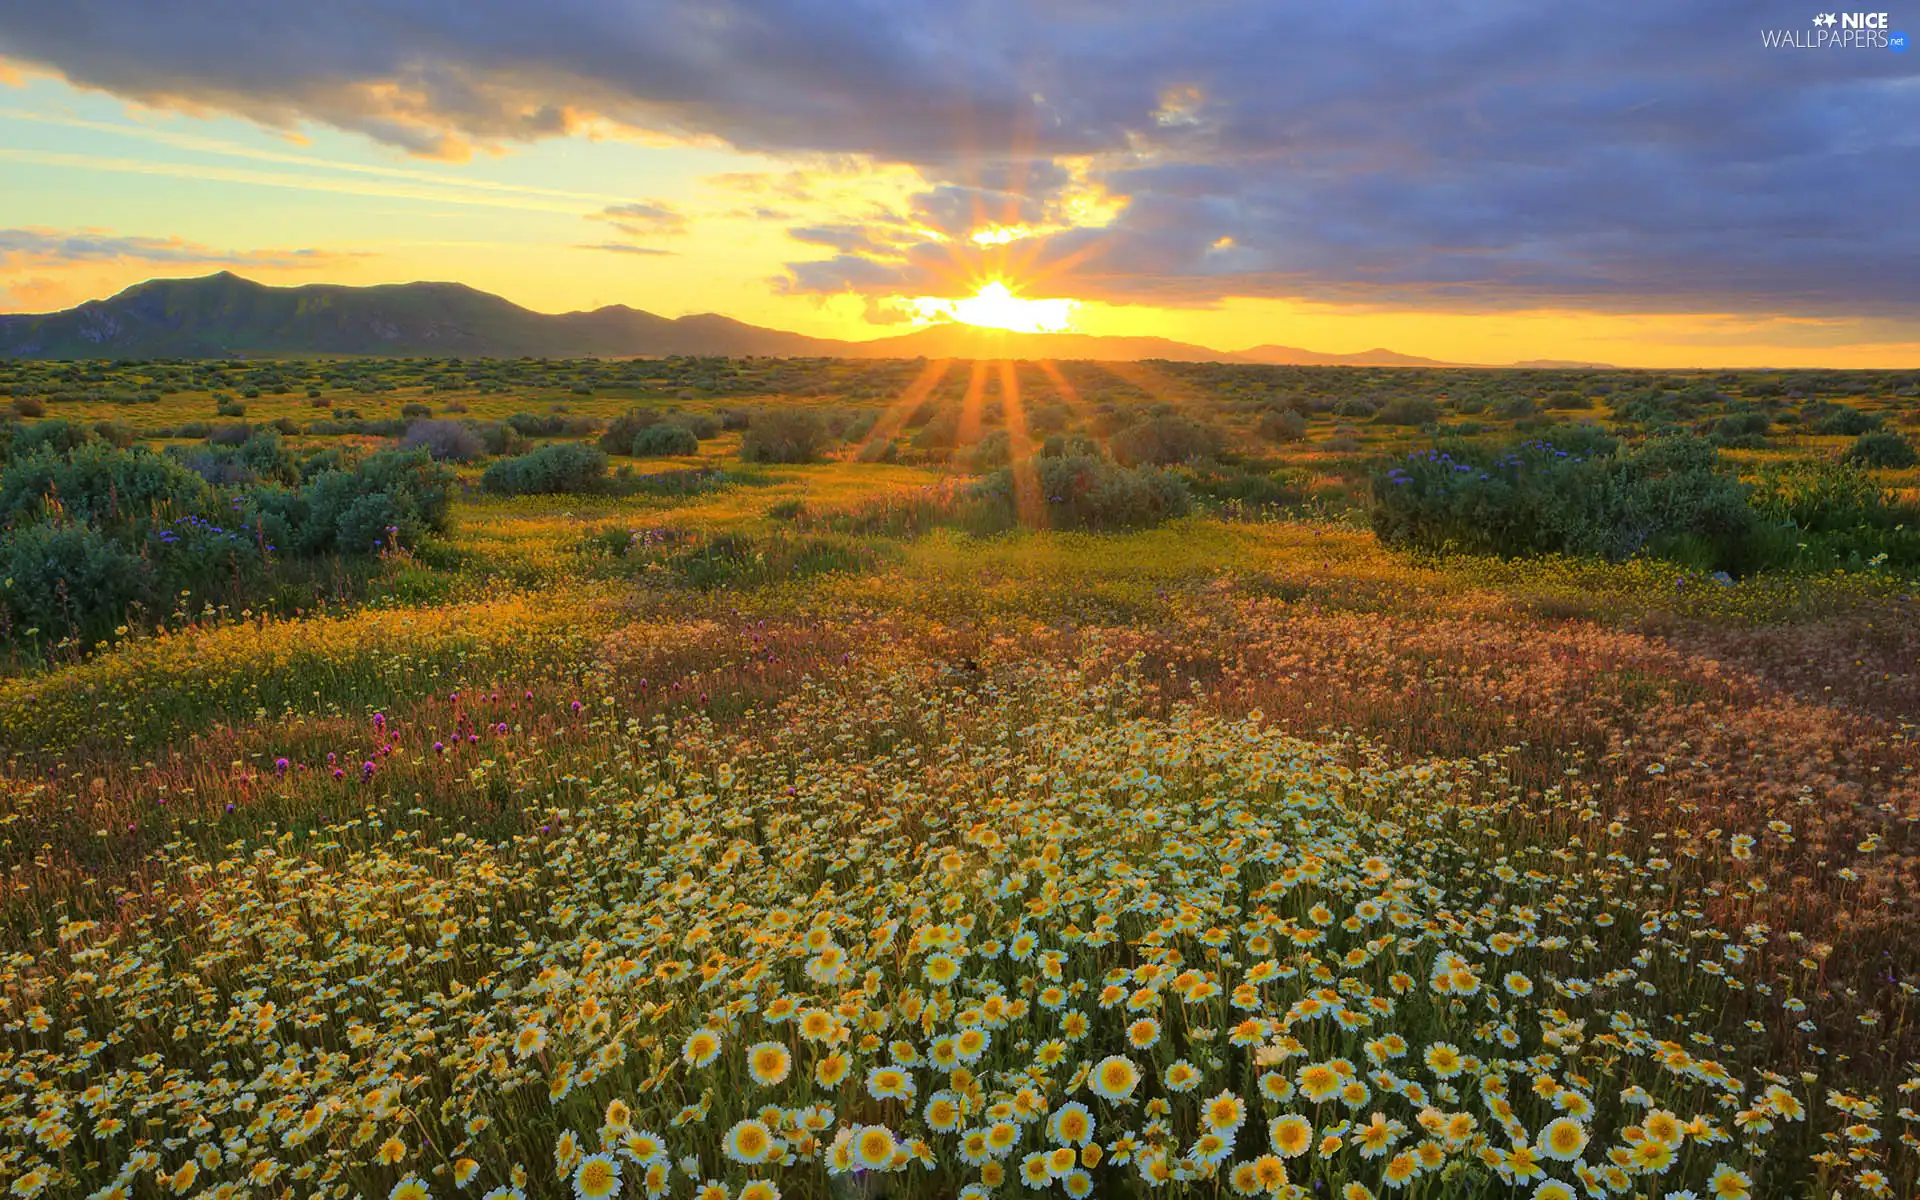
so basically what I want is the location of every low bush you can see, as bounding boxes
[631,423,700,456]
[508,411,601,438]
[400,419,485,462]
[600,409,663,455]
[11,397,44,418]
[1808,403,1883,436]
[92,419,139,449]
[1705,409,1772,448]
[480,443,610,495]
[741,409,828,463]
[1373,396,1441,426]
[1109,415,1222,466]
[7,419,91,461]
[1369,431,1915,574]
[971,454,1191,532]
[1258,409,1309,442]
[1843,430,1918,469]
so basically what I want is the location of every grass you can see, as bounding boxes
[0,358,1917,1200]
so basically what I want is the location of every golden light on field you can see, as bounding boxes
[906,280,1078,333]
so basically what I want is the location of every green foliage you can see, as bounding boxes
[1704,409,1771,448]
[630,422,700,456]
[1371,433,1765,571]
[0,440,210,532]
[172,430,303,487]
[1373,396,1441,426]
[599,409,663,454]
[480,442,610,495]
[1,522,153,638]
[971,454,1191,532]
[1258,409,1309,442]
[1747,461,1920,569]
[1109,415,1222,466]
[1843,430,1918,469]
[400,418,485,462]
[1807,403,1882,436]
[7,419,91,461]
[507,410,602,438]
[270,449,455,554]
[741,408,828,463]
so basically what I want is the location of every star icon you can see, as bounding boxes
[1815,12,1838,26]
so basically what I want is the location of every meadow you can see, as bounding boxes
[1,356,1917,1200]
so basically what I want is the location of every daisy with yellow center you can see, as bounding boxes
[747,1042,792,1087]
[1539,1117,1589,1162]
[683,1029,721,1067]
[1090,1055,1140,1101]
[1270,1114,1312,1158]
[725,1119,775,1165]
[572,1154,621,1200]
[1203,1091,1246,1134]
[1299,1063,1341,1102]
[856,1121,898,1167]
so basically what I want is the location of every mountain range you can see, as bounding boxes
[0,272,1595,367]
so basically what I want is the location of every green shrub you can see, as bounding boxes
[600,409,663,454]
[1705,410,1771,448]
[1371,433,1763,571]
[676,413,722,440]
[93,419,139,449]
[509,411,601,438]
[173,431,302,487]
[480,443,610,495]
[741,409,828,463]
[1109,416,1222,466]
[971,454,1191,531]
[1374,396,1441,426]
[8,419,91,461]
[400,419,485,462]
[1039,434,1103,459]
[1747,461,1920,569]
[1808,403,1882,436]
[0,522,153,638]
[963,430,1012,472]
[1842,430,1918,469]
[0,441,210,532]
[1258,409,1309,442]
[473,421,532,457]
[632,423,700,456]
[268,449,454,554]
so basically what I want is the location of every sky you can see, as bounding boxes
[0,1,1916,367]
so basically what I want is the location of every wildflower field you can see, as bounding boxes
[1,358,1918,1200]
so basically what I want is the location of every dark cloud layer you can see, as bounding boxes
[2,1,1914,313]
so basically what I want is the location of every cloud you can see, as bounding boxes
[591,200,690,237]
[1,2,1914,314]
[0,227,347,270]
[574,242,677,256]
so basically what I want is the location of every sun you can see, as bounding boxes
[906,281,1078,334]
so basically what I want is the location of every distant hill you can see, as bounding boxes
[0,273,1606,366]
[1235,344,1451,367]
[0,273,847,360]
